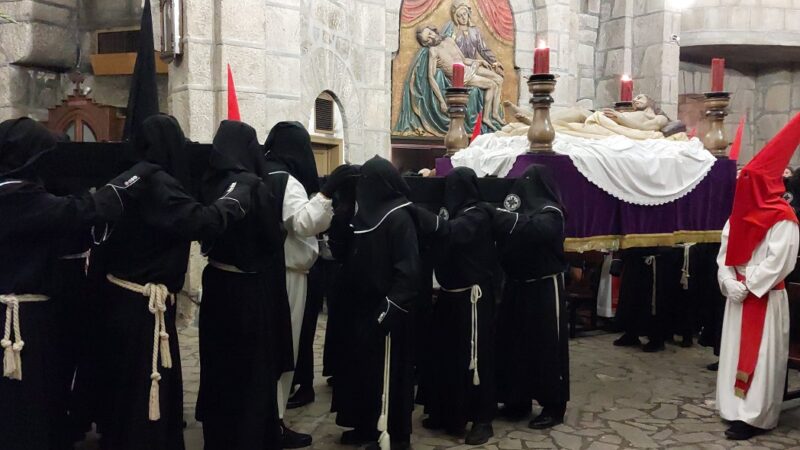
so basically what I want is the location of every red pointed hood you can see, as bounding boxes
[726,113,800,266]
[729,115,746,161]
[227,64,241,121]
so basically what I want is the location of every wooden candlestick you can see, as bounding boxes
[702,92,731,158]
[527,74,557,154]
[445,87,470,157]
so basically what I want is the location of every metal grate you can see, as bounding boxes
[315,96,335,133]
[97,29,140,54]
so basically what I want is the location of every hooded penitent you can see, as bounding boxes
[443,167,480,218]
[135,114,193,192]
[724,112,800,398]
[264,121,320,194]
[351,155,411,233]
[0,118,57,180]
[504,164,565,216]
[726,113,800,267]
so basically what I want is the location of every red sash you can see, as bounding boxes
[734,272,785,398]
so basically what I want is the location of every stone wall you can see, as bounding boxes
[577,1,599,109]
[681,0,800,47]
[594,0,681,118]
[680,62,800,165]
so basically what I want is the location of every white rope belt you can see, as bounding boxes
[60,250,90,260]
[287,267,310,275]
[644,256,658,315]
[680,244,696,290]
[207,259,256,274]
[441,284,483,385]
[377,334,391,450]
[0,294,49,380]
[523,274,562,340]
[106,274,174,421]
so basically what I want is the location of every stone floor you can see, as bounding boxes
[83,313,800,449]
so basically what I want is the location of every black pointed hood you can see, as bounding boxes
[209,120,267,175]
[123,0,159,144]
[0,118,56,180]
[444,166,480,217]
[351,155,411,233]
[264,121,320,194]
[135,114,192,191]
[504,164,565,216]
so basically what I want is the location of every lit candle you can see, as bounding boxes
[711,58,725,92]
[620,74,633,102]
[534,41,550,75]
[452,63,465,88]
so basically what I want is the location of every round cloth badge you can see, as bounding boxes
[504,194,521,212]
[438,207,450,220]
[784,192,794,204]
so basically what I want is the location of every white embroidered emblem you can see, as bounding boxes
[504,194,521,211]
[124,175,140,187]
[784,192,794,203]
[438,207,449,220]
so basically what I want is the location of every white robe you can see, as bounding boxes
[716,220,799,429]
[276,175,333,418]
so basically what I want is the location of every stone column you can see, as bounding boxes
[0,0,78,120]
[631,1,680,119]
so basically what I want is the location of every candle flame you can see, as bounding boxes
[537,40,547,49]
[621,74,631,81]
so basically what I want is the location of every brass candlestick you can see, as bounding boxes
[614,101,634,112]
[444,87,470,157]
[703,92,731,158]
[527,74,557,154]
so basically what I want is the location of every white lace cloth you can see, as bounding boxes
[451,133,717,206]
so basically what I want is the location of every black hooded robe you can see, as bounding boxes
[0,118,126,450]
[421,168,498,430]
[331,156,420,444]
[494,164,570,415]
[94,116,249,450]
[196,121,289,450]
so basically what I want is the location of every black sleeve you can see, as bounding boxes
[254,182,285,255]
[141,172,244,242]
[440,207,489,246]
[494,208,564,244]
[327,212,354,262]
[386,211,422,311]
[12,189,102,236]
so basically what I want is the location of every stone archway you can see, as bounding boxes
[299,47,366,163]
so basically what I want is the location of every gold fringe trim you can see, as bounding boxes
[736,370,750,383]
[735,387,746,399]
[564,230,723,253]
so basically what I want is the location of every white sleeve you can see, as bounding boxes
[745,220,800,298]
[716,221,738,296]
[283,175,333,237]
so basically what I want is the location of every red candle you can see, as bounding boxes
[711,58,725,92]
[620,74,633,102]
[452,63,465,88]
[534,41,550,75]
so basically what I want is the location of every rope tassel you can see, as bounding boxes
[149,372,161,421]
[470,285,482,386]
[2,339,15,378]
[0,295,46,381]
[378,335,392,450]
[160,331,172,368]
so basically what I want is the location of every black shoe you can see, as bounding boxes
[465,422,494,445]
[280,422,312,449]
[422,416,443,430]
[499,403,532,421]
[642,340,665,353]
[287,385,315,409]
[613,333,640,347]
[725,421,767,440]
[340,429,378,446]
[680,336,693,348]
[529,412,563,429]
[707,361,719,371]
[326,376,334,386]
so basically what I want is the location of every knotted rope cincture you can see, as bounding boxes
[644,256,658,315]
[377,334,392,450]
[680,243,696,291]
[441,284,483,386]
[1,294,48,380]
[107,275,174,421]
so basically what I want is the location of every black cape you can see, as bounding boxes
[493,164,570,411]
[264,121,320,194]
[332,156,420,442]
